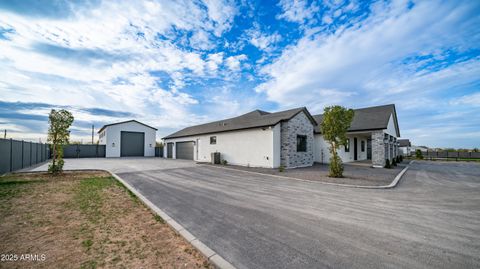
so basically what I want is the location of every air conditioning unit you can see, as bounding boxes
[211,152,221,164]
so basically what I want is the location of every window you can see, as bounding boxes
[297,135,307,152]
[361,140,365,152]
[210,136,216,144]
[345,138,350,152]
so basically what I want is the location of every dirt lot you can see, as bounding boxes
[217,162,405,186]
[0,171,211,269]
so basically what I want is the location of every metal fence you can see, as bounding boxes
[63,144,106,158]
[155,147,163,157]
[0,138,50,174]
[424,151,480,159]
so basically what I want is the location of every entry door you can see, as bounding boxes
[167,143,173,158]
[354,137,358,161]
[367,139,372,160]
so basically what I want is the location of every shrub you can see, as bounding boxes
[392,158,397,166]
[48,158,64,173]
[278,165,285,172]
[329,154,344,177]
[221,159,228,165]
[385,159,391,169]
[399,155,403,162]
[415,149,423,160]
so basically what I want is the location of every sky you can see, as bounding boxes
[0,0,479,148]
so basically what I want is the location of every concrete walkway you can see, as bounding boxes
[26,159,480,269]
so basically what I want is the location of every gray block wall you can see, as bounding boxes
[280,112,314,168]
[372,131,386,167]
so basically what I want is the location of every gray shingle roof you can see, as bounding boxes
[398,139,411,147]
[163,107,317,139]
[312,104,400,136]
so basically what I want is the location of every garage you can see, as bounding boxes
[98,120,157,157]
[120,131,145,157]
[176,141,194,160]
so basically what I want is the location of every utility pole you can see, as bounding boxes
[3,129,5,139]
[91,124,94,144]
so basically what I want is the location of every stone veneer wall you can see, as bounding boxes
[372,130,386,167]
[280,112,314,168]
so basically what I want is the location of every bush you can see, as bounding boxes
[399,155,403,162]
[278,165,285,172]
[392,158,397,166]
[329,155,344,177]
[415,149,423,159]
[385,159,391,169]
[396,156,400,163]
[48,159,64,174]
[221,159,228,165]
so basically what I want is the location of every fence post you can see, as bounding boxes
[9,138,13,172]
[21,140,24,168]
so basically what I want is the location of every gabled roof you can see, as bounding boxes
[98,120,157,133]
[398,139,411,147]
[312,104,400,137]
[163,107,317,139]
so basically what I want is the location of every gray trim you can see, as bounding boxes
[98,120,157,133]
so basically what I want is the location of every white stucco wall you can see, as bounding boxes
[164,126,279,168]
[101,121,156,157]
[384,114,397,137]
[314,134,368,163]
[98,129,107,145]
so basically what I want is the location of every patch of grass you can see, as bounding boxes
[72,176,115,222]
[82,239,93,250]
[114,180,140,204]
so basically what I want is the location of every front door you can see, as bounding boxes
[367,139,372,160]
[167,143,173,158]
[354,137,358,161]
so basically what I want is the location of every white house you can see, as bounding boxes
[398,139,412,156]
[98,120,157,157]
[163,104,401,168]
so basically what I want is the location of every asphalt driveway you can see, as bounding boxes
[27,159,480,269]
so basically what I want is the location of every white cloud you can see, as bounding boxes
[257,1,480,110]
[225,54,247,71]
[206,52,224,71]
[244,24,282,51]
[450,92,480,107]
[276,0,319,24]
[0,0,241,140]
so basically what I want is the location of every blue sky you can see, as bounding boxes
[0,0,479,148]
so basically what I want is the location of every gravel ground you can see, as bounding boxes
[216,162,406,186]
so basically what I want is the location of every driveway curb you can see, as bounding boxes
[206,161,412,189]
[108,171,236,269]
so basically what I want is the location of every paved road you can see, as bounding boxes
[28,159,480,269]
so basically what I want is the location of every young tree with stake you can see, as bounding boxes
[321,106,354,178]
[47,109,74,174]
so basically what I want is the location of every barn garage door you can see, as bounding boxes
[176,141,194,160]
[120,131,145,157]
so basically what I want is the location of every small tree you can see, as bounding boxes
[385,159,391,168]
[47,109,74,174]
[321,105,354,178]
[415,149,423,160]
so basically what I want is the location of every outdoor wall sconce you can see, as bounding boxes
[112,142,115,147]
[149,144,152,147]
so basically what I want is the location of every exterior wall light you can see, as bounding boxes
[112,142,115,147]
